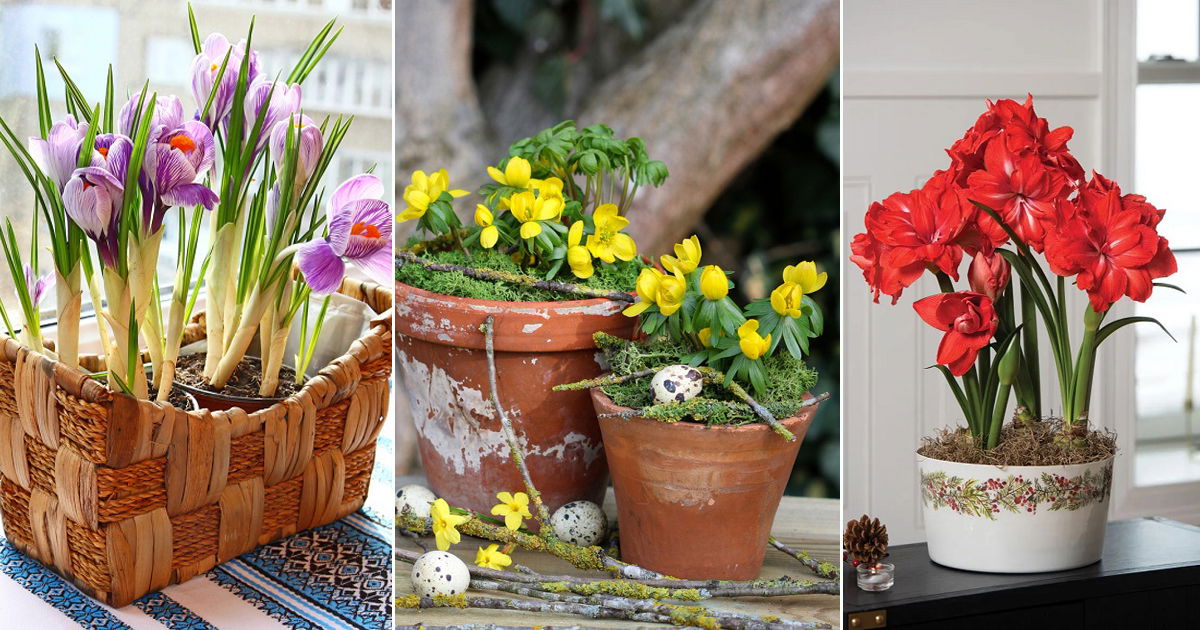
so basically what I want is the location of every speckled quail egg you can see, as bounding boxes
[396,484,436,518]
[550,500,608,547]
[650,364,703,404]
[411,551,470,598]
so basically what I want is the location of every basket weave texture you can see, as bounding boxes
[0,278,392,607]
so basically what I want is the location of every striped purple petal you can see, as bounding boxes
[296,240,347,296]
[28,115,87,190]
[330,173,384,214]
[269,114,323,185]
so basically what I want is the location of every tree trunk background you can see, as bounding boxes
[393,0,839,474]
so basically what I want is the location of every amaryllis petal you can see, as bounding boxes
[296,240,347,295]
[913,292,997,376]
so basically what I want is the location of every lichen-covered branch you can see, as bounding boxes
[397,546,837,598]
[552,369,657,392]
[471,579,829,630]
[768,536,839,581]
[397,251,635,302]
[396,594,675,625]
[481,315,553,528]
[696,366,793,440]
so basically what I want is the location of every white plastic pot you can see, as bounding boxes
[918,454,1114,573]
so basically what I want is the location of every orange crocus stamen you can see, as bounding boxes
[96,147,109,157]
[351,222,380,239]
[170,135,196,153]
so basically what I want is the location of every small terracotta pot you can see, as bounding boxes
[395,282,637,516]
[592,387,818,580]
[173,356,284,413]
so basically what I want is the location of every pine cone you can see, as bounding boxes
[844,514,888,565]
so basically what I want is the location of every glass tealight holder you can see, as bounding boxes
[856,561,894,591]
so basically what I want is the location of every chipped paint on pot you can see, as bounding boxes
[395,282,637,515]
[592,387,819,580]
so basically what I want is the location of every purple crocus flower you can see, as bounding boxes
[296,174,391,295]
[22,265,52,308]
[269,113,323,189]
[190,33,260,130]
[118,92,185,140]
[243,80,301,154]
[142,121,219,232]
[62,168,126,268]
[28,115,88,190]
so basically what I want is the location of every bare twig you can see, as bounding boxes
[481,316,553,529]
[399,527,429,552]
[397,252,634,302]
[768,536,838,581]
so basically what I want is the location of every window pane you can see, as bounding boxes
[1135,84,1200,249]
[1138,0,1199,61]
[1135,254,1200,486]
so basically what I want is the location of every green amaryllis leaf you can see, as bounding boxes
[928,363,974,434]
[1154,282,1185,294]
[1095,316,1176,346]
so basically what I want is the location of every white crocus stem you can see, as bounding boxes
[130,230,165,386]
[54,263,82,370]
[85,263,111,357]
[101,267,148,399]
[258,280,294,397]
[203,219,235,378]
[207,285,267,389]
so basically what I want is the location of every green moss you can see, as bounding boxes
[395,246,642,302]
[600,337,818,425]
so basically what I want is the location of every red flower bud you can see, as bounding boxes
[968,251,1011,302]
[913,291,999,376]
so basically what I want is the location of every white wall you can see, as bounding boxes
[842,0,1150,543]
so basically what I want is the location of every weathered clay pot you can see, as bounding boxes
[592,387,818,580]
[395,282,637,516]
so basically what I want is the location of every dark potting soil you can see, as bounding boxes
[918,421,1117,466]
[173,353,302,399]
[148,385,198,411]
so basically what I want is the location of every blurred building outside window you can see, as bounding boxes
[1134,0,1200,485]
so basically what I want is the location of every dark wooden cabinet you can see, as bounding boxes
[843,518,1200,629]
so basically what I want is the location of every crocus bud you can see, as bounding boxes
[269,114,323,190]
[118,92,184,140]
[969,251,1010,302]
[244,80,302,153]
[28,115,88,190]
[190,33,260,129]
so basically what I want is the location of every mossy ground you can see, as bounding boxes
[395,244,643,302]
[600,337,818,426]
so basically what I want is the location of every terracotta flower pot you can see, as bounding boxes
[394,281,637,516]
[591,387,818,580]
[919,453,1114,573]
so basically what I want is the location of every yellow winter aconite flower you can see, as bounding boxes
[698,327,713,347]
[655,270,688,317]
[475,544,512,570]
[475,205,499,249]
[770,282,805,318]
[488,156,532,189]
[699,265,728,300]
[532,176,565,202]
[430,498,468,551]
[491,491,533,531]
[566,221,594,279]
[398,169,468,222]
[623,267,663,317]
[783,261,827,294]
[738,319,771,361]
[586,204,637,263]
[661,235,701,275]
[509,191,562,239]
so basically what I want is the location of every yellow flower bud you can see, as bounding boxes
[656,272,688,317]
[770,282,804,318]
[699,265,728,300]
[738,319,771,361]
[623,268,664,317]
[661,235,701,275]
[698,327,712,347]
[783,261,827,294]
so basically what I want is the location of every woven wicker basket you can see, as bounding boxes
[0,278,392,607]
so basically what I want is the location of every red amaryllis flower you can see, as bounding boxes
[1045,176,1177,312]
[968,251,1011,302]
[947,95,1084,187]
[966,136,1070,251]
[914,291,999,376]
[849,231,926,304]
[867,179,970,269]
